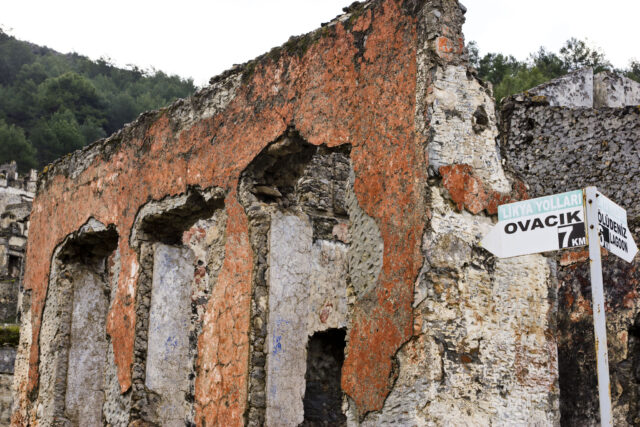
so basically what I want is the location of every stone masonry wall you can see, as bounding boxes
[0,162,36,427]
[15,1,561,425]
[500,83,640,424]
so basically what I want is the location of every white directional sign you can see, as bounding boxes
[481,186,638,427]
[480,189,586,258]
[596,193,638,263]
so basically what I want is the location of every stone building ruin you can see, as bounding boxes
[0,161,36,425]
[8,0,640,426]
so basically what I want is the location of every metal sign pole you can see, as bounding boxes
[585,186,613,426]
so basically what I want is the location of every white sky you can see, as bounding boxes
[2,0,638,87]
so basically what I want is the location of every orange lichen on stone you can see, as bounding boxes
[19,0,428,422]
[560,250,590,266]
[439,164,528,215]
[560,248,608,266]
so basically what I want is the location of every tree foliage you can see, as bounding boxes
[0,29,195,171]
[468,38,634,103]
[626,60,640,83]
[0,120,37,170]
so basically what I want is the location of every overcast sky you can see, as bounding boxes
[2,0,638,87]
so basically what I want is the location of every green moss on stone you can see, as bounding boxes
[0,325,20,346]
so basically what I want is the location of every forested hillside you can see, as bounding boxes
[1,30,638,173]
[469,38,640,103]
[0,30,195,171]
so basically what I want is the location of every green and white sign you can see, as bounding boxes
[481,187,638,427]
[481,189,586,258]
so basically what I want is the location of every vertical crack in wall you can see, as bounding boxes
[36,219,118,426]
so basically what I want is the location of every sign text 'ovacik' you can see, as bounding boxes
[482,189,586,258]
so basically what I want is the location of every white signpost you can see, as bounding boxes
[481,187,638,426]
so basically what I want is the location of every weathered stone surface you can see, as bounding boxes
[126,189,226,426]
[0,162,35,422]
[266,214,313,426]
[527,68,594,107]
[594,71,640,108]
[266,214,350,426]
[1,373,13,426]
[429,65,510,193]
[0,280,19,323]
[65,261,110,426]
[365,186,559,425]
[145,244,194,426]
[0,347,16,374]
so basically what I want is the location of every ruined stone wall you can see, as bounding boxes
[15,1,561,425]
[500,79,640,425]
[0,162,36,426]
[0,162,36,322]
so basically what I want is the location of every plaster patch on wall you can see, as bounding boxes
[145,244,194,426]
[266,213,312,427]
[266,213,350,426]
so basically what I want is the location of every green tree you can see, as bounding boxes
[560,38,611,72]
[0,29,35,85]
[0,120,37,170]
[493,67,549,102]
[626,60,640,83]
[38,72,105,124]
[529,47,566,80]
[468,38,621,102]
[31,109,84,165]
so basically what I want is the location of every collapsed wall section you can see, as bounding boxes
[500,90,640,424]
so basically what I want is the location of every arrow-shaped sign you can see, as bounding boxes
[481,187,638,427]
[480,189,586,258]
[595,191,638,263]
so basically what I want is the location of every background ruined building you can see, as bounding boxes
[0,161,36,425]
[500,68,640,425]
[7,0,640,426]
